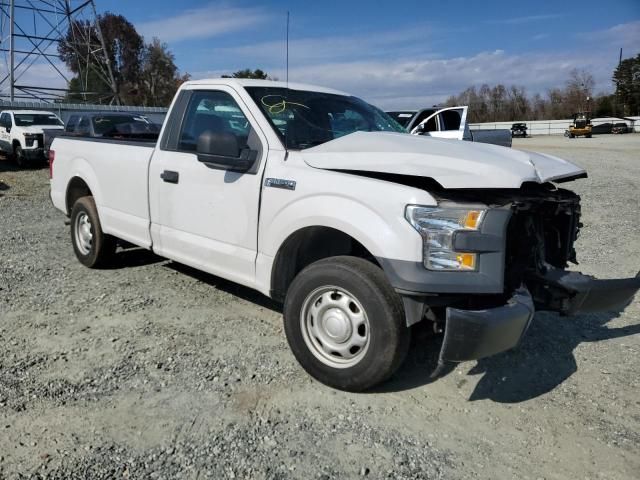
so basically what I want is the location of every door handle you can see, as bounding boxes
[160,170,179,184]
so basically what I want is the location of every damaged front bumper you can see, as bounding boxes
[529,268,640,315]
[439,288,534,364]
[437,270,640,366]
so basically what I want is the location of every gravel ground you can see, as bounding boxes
[0,134,639,479]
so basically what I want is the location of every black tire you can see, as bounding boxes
[283,256,410,392]
[70,196,116,268]
[13,145,26,168]
[586,134,592,138]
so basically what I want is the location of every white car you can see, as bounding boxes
[49,79,640,391]
[0,110,64,167]
[387,106,512,147]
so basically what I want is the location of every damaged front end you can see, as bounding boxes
[422,184,640,366]
[502,186,640,316]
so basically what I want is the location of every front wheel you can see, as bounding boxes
[13,145,26,167]
[283,256,410,391]
[70,196,116,268]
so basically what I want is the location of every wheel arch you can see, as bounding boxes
[65,176,93,215]
[62,157,103,215]
[269,225,383,302]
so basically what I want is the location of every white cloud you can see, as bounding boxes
[579,20,640,51]
[192,20,639,110]
[249,50,614,110]
[532,33,550,41]
[211,26,439,65]
[0,61,70,100]
[137,3,271,43]
[487,14,563,25]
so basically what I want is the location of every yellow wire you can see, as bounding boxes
[261,95,310,114]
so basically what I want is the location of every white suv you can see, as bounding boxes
[0,110,64,167]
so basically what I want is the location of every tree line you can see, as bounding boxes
[444,55,640,122]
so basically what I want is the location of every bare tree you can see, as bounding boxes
[564,69,595,114]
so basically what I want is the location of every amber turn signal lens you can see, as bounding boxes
[464,211,482,230]
[456,253,477,270]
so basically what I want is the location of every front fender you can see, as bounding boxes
[261,159,439,262]
[262,193,418,262]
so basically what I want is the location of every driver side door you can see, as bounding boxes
[149,87,268,288]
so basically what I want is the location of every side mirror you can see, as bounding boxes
[196,131,257,173]
[5,126,11,133]
[410,124,425,135]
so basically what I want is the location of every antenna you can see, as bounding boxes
[283,10,290,153]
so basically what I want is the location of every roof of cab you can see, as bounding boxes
[181,78,350,97]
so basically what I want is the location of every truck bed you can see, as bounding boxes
[44,129,158,153]
[49,136,156,249]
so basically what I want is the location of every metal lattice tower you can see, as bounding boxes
[0,0,117,103]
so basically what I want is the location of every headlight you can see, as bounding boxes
[405,204,486,271]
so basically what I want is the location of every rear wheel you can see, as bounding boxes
[70,196,116,268]
[283,256,410,391]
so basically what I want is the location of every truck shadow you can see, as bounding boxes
[100,245,166,269]
[114,247,166,268]
[377,310,640,402]
[166,262,282,312]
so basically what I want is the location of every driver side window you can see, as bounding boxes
[178,91,252,153]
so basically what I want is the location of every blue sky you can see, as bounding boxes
[5,0,639,108]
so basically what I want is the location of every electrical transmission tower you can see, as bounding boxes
[0,0,117,103]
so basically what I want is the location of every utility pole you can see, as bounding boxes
[9,0,14,101]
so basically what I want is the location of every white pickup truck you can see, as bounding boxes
[49,79,640,391]
[0,110,64,166]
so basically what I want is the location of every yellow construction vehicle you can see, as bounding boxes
[565,112,592,138]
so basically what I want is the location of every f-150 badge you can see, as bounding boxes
[265,178,296,190]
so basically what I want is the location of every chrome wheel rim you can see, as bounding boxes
[75,212,93,255]
[300,286,370,369]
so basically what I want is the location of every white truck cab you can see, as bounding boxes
[49,79,640,391]
[0,110,64,167]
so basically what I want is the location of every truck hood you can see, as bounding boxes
[301,131,586,189]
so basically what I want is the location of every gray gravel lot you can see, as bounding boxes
[0,134,639,479]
